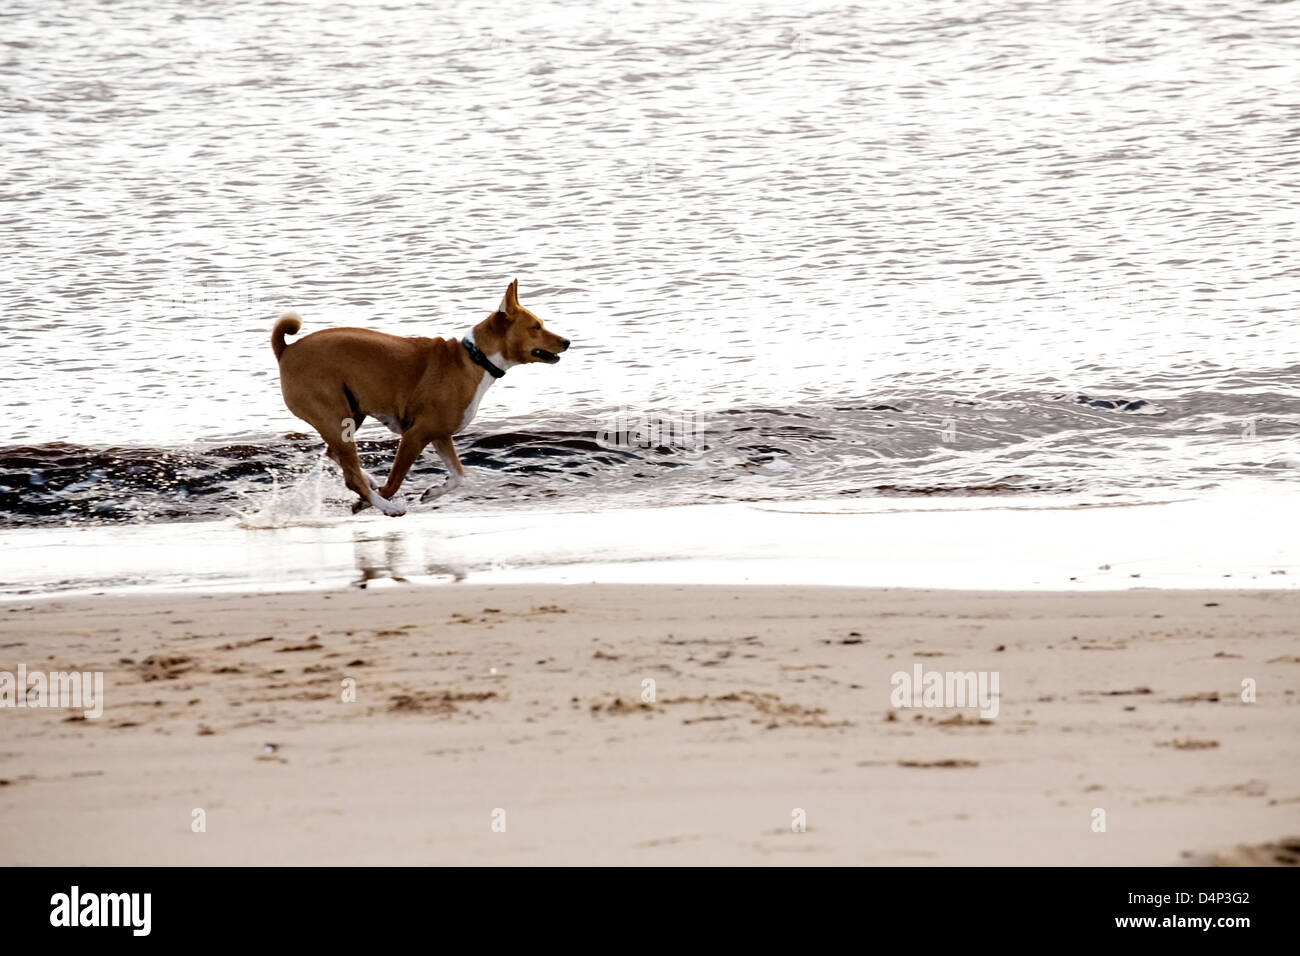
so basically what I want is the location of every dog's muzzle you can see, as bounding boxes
[532,338,570,364]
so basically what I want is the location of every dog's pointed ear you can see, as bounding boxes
[504,278,520,313]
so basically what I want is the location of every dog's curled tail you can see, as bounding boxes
[271,312,303,361]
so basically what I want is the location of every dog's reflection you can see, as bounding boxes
[351,530,411,588]
[351,529,468,586]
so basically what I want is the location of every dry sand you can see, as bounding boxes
[1,585,1297,865]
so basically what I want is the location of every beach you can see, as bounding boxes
[3,583,1297,866]
[2,0,1298,876]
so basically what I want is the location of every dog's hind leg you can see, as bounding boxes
[312,415,404,516]
[420,437,466,503]
[337,402,383,492]
[328,436,405,516]
[324,442,380,492]
[284,377,391,510]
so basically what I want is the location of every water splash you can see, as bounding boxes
[232,458,342,529]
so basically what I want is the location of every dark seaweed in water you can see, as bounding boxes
[1074,395,1149,412]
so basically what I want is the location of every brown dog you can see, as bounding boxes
[271,279,570,516]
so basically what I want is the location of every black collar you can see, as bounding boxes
[461,336,506,379]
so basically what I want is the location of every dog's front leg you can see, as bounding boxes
[420,436,466,503]
[379,430,430,502]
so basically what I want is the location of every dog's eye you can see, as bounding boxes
[532,324,541,330]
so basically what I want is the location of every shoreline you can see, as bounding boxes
[1,491,1298,600]
[2,584,1297,865]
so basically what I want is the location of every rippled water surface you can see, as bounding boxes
[2,0,1297,526]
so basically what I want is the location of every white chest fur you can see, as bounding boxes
[458,365,497,433]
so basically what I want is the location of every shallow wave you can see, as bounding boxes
[2,389,1296,528]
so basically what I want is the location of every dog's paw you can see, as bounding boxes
[367,489,407,517]
[420,479,463,503]
[351,498,371,514]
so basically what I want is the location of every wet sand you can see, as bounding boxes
[2,492,1298,599]
[1,585,1297,865]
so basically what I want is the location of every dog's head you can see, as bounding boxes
[476,279,571,366]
